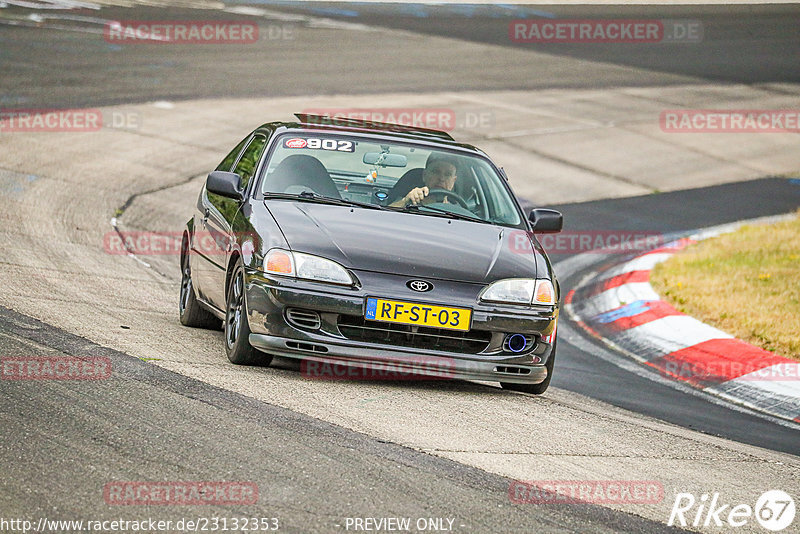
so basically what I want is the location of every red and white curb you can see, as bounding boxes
[565,218,800,424]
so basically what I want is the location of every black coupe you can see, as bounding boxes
[180,114,562,394]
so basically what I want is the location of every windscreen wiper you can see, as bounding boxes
[264,191,386,210]
[400,203,485,224]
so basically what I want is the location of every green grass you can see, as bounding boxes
[651,211,800,361]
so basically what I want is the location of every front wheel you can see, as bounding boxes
[501,339,556,395]
[224,261,272,367]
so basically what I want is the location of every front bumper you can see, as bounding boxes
[244,270,557,384]
[249,333,549,383]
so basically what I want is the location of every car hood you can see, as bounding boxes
[266,201,539,283]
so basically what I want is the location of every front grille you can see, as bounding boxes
[495,366,531,375]
[286,341,328,353]
[337,315,491,353]
[286,308,321,330]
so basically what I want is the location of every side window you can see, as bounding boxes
[477,166,520,225]
[216,135,251,172]
[232,134,267,190]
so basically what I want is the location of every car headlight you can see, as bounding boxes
[480,279,555,306]
[264,248,354,286]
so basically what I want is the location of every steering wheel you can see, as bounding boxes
[426,188,470,209]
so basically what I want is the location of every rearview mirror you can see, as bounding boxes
[363,152,408,167]
[206,171,244,201]
[528,208,563,233]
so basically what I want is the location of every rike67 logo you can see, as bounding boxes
[668,490,795,531]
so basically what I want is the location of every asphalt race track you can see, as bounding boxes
[1,2,799,533]
[1,306,677,533]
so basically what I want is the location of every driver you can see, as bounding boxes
[389,156,458,208]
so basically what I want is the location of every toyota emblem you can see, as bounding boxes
[407,280,433,292]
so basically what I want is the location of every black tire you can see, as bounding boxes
[224,261,272,366]
[501,339,556,395]
[179,239,222,330]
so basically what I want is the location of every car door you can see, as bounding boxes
[201,133,267,309]
[191,135,250,308]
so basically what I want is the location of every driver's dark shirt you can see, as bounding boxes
[386,168,424,205]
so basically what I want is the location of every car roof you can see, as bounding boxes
[253,114,488,156]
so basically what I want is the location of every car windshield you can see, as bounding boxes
[259,133,522,226]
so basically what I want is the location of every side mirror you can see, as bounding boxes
[528,208,563,233]
[206,171,244,201]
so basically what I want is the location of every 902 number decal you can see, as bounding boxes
[283,137,354,152]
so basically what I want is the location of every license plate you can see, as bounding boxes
[365,298,472,331]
